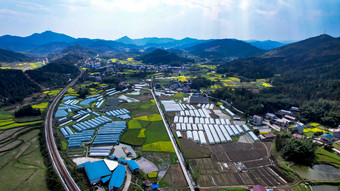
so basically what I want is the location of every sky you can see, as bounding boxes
[0,0,339,41]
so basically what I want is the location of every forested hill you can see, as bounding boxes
[0,48,33,62]
[187,38,265,59]
[215,34,340,126]
[26,54,81,87]
[0,69,40,103]
[217,34,340,79]
[137,49,193,66]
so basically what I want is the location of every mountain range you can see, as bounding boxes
[0,31,288,57]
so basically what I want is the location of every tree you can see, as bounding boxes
[324,144,333,152]
[191,77,212,89]
[15,105,41,117]
[78,88,89,99]
[254,129,260,136]
[274,132,291,152]
[281,138,316,164]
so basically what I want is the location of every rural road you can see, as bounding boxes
[123,166,132,191]
[150,87,195,191]
[45,69,83,191]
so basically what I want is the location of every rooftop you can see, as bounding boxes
[189,96,209,104]
[109,165,126,188]
[84,160,112,181]
[127,160,140,170]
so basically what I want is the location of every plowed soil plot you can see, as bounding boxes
[161,164,188,187]
[210,142,268,162]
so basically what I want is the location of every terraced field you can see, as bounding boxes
[0,126,48,191]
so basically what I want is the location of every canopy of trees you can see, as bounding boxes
[137,49,193,66]
[15,105,41,117]
[191,77,213,90]
[275,133,316,165]
[25,54,80,87]
[0,69,40,103]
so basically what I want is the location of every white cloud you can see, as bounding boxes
[239,0,250,10]
[256,9,277,17]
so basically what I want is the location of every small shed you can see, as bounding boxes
[259,133,276,140]
[118,158,128,165]
[127,160,140,174]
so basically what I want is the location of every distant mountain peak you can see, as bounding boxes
[117,36,131,40]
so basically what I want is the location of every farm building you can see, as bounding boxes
[265,113,277,120]
[104,159,118,171]
[161,100,182,112]
[274,118,291,128]
[259,133,276,140]
[252,115,263,126]
[293,122,305,134]
[109,165,126,191]
[333,129,340,138]
[284,115,296,121]
[176,131,182,138]
[248,131,260,142]
[198,131,207,145]
[127,160,140,174]
[292,133,305,139]
[83,160,112,185]
[320,134,335,143]
[189,96,209,104]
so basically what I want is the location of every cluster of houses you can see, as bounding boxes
[251,107,340,144]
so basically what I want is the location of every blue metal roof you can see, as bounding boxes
[152,184,159,189]
[118,158,128,164]
[78,161,90,168]
[109,165,126,188]
[101,175,111,183]
[84,160,111,181]
[321,134,333,139]
[55,109,68,118]
[109,155,116,160]
[127,160,140,171]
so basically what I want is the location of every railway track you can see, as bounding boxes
[45,69,83,191]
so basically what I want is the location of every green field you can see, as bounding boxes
[315,147,340,168]
[0,127,48,191]
[120,98,174,153]
[120,129,146,146]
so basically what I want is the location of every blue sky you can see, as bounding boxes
[0,0,339,41]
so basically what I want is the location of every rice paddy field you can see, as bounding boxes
[315,147,340,168]
[0,62,45,71]
[0,126,48,191]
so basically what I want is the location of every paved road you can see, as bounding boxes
[150,88,194,191]
[45,69,83,191]
[123,166,132,191]
[263,120,281,132]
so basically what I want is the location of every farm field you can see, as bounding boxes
[189,142,292,187]
[0,126,48,191]
[119,98,174,153]
[315,147,340,168]
[0,62,45,71]
[0,105,43,130]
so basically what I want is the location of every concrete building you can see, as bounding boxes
[293,122,305,134]
[252,115,263,126]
